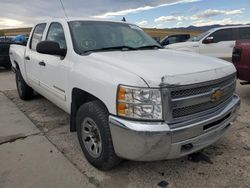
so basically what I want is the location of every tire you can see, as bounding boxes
[16,69,33,100]
[76,100,121,171]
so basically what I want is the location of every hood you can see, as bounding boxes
[166,41,199,49]
[86,49,236,87]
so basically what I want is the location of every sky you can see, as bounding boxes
[0,0,249,29]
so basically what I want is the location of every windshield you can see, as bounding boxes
[188,31,211,42]
[69,21,161,54]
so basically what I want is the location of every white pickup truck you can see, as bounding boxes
[10,18,240,170]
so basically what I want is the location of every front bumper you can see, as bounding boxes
[109,95,240,161]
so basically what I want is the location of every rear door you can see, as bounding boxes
[25,23,46,87]
[39,22,68,110]
[199,28,238,61]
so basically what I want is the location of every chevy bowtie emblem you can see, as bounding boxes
[211,89,223,102]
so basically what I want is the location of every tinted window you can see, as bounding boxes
[30,23,46,50]
[167,36,178,44]
[210,28,238,43]
[239,27,250,40]
[46,22,66,49]
[180,35,190,41]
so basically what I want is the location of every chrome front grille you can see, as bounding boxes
[172,93,233,118]
[171,75,236,99]
[164,74,236,123]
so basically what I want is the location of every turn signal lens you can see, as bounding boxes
[118,103,126,116]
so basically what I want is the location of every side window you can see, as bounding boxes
[46,22,67,49]
[211,29,231,43]
[167,36,178,44]
[30,23,46,50]
[210,29,238,43]
[239,27,250,40]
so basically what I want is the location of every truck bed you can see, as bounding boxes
[9,44,26,69]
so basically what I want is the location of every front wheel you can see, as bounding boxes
[76,101,121,171]
[16,69,33,100]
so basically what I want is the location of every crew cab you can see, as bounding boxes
[10,18,240,170]
[166,25,250,62]
[232,40,250,83]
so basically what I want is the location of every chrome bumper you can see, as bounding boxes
[109,95,240,161]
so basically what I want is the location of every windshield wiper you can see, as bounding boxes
[135,45,163,50]
[81,46,137,54]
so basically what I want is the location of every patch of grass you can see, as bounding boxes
[143,28,203,40]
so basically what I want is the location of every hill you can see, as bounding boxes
[173,23,250,31]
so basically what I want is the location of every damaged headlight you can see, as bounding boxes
[117,85,162,120]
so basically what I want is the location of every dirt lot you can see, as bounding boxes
[2,71,250,188]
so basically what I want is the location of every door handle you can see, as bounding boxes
[39,61,46,66]
[25,56,30,60]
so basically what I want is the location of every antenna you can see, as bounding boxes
[59,0,68,18]
[121,17,126,22]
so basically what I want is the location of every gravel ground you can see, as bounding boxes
[3,82,250,188]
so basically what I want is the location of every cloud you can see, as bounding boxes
[192,18,248,26]
[0,18,23,28]
[154,8,246,27]
[93,0,200,18]
[136,20,148,26]
[0,0,200,29]
[176,21,183,26]
[191,8,245,20]
[154,15,187,22]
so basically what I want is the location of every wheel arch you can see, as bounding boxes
[70,87,109,132]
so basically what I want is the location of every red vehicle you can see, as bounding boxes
[232,40,250,83]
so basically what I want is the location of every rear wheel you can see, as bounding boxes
[76,101,121,171]
[16,69,33,100]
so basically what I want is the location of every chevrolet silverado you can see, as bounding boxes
[10,18,240,170]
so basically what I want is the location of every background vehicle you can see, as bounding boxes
[0,36,15,69]
[0,36,15,42]
[160,34,190,46]
[10,18,240,170]
[0,35,28,69]
[166,25,250,62]
[12,34,29,45]
[232,40,250,83]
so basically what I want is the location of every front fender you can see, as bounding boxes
[68,59,148,115]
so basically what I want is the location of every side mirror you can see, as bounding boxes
[37,41,66,57]
[203,36,214,44]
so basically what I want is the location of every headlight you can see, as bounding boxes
[117,85,162,120]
